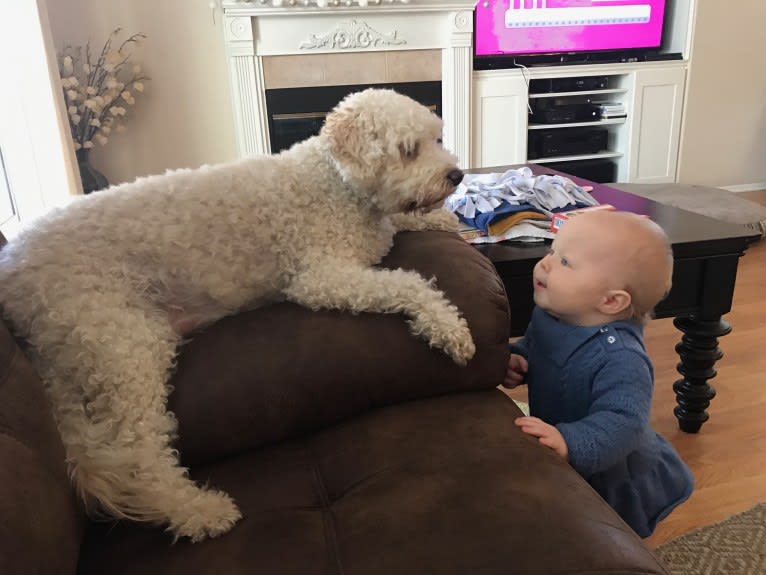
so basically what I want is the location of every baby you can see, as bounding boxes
[505,209,694,538]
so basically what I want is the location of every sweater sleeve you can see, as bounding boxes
[555,350,653,477]
[508,323,533,359]
[508,336,528,358]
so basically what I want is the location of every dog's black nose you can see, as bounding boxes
[447,169,464,186]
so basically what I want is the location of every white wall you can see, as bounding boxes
[45,0,766,189]
[45,0,238,186]
[0,0,81,237]
[677,0,766,188]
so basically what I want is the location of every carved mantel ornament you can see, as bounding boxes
[299,19,406,50]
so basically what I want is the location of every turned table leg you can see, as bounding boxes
[672,316,732,433]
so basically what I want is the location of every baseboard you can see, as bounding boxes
[720,183,766,193]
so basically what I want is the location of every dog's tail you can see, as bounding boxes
[19,288,241,542]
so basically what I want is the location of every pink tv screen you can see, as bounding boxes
[475,0,667,57]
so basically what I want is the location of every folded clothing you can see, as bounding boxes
[445,167,599,240]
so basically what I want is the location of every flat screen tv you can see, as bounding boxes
[474,0,669,69]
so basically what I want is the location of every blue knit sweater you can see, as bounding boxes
[510,307,694,537]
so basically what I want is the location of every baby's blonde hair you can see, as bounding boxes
[619,215,674,325]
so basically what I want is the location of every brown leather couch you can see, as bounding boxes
[0,230,668,574]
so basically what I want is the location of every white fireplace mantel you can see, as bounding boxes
[222,0,476,167]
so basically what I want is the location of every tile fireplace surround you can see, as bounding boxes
[222,0,476,167]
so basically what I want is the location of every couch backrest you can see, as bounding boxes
[0,231,84,575]
[168,230,511,467]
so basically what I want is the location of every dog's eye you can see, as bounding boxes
[399,141,419,160]
[436,137,443,145]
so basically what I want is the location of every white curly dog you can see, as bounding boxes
[0,88,475,542]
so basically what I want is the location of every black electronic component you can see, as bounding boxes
[528,129,609,159]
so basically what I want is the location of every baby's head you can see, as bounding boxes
[533,210,672,326]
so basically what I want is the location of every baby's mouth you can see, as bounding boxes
[534,277,547,290]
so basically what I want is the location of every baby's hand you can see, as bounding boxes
[503,353,528,389]
[514,416,568,460]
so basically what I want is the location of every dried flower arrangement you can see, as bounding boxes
[57,28,149,153]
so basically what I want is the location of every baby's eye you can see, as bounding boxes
[546,248,555,256]
[560,257,570,267]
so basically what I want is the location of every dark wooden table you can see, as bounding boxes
[470,165,760,433]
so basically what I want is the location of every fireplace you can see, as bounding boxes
[266,81,441,152]
[221,0,476,167]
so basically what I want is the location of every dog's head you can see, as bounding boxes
[320,88,463,214]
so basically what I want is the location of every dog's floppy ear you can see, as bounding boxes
[321,100,385,187]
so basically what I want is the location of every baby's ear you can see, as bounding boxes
[599,290,632,316]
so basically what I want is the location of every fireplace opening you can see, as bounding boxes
[265,81,442,153]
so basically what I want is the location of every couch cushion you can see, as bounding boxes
[168,231,511,466]
[79,390,667,575]
[0,321,84,575]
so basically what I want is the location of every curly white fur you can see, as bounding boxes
[0,88,474,542]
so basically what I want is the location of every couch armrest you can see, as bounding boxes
[169,231,510,466]
[0,322,84,575]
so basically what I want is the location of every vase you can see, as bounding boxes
[76,149,109,194]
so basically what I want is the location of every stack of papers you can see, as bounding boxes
[458,219,555,244]
[444,167,599,244]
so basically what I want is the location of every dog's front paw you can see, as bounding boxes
[440,319,476,365]
[421,208,459,232]
[409,307,476,366]
[388,209,459,233]
[168,489,243,543]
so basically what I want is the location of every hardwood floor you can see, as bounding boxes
[645,190,766,547]
[504,190,766,548]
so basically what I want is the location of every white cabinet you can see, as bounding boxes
[471,62,688,184]
[628,67,686,183]
[472,74,528,169]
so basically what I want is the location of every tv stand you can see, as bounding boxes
[472,60,688,184]
[477,51,684,71]
[642,51,684,62]
[526,58,598,68]
[539,52,683,67]
[524,52,643,68]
